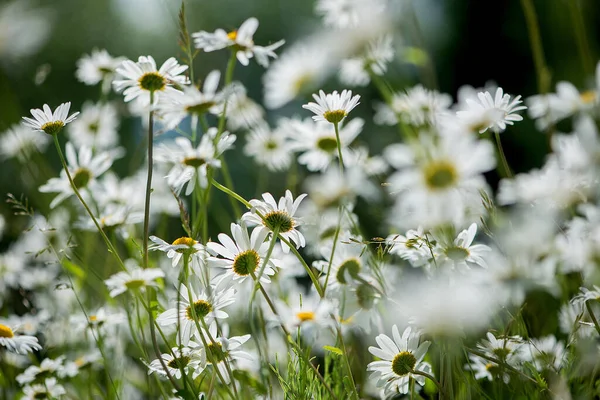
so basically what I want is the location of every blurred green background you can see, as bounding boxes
[0,0,599,243]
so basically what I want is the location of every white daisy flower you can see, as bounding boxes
[339,35,394,86]
[302,89,360,124]
[75,49,124,90]
[155,70,228,130]
[69,306,126,335]
[475,331,524,367]
[226,86,265,131]
[198,323,253,383]
[386,227,432,268]
[275,289,335,343]
[22,102,80,136]
[465,353,509,383]
[104,266,164,297]
[384,131,495,229]
[241,190,307,253]
[206,223,280,285]
[263,42,331,109]
[113,55,189,104]
[66,102,119,150]
[284,117,363,171]
[0,0,50,61]
[434,223,491,271]
[0,323,41,355]
[17,356,66,385]
[315,0,387,29]
[157,284,236,344]
[155,128,236,195]
[457,87,527,134]
[313,231,370,291]
[571,285,600,307]
[374,85,452,127]
[147,346,206,379]
[524,336,566,372]
[367,325,433,395]
[38,142,117,208]
[22,378,66,400]
[0,124,50,161]
[149,235,206,271]
[243,123,292,171]
[192,17,284,67]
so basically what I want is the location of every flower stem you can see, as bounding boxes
[494,131,512,179]
[567,0,593,76]
[216,52,237,140]
[585,301,600,336]
[322,207,343,295]
[411,369,444,396]
[333,122,345,172]
[143,91,155,269]
[519,0,551,95]
[52,134,127,271]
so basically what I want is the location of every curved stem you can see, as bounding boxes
[411,369,444,396]
[52,134,127,271]
[585,301,600,336]
[519,0,551,94]
[333,122,344,172]
[143,91,155,269]
[494,131,513,179]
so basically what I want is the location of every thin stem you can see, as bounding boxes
[411,369,444,396]
[494,131,513,179]
[210,178,325,297]
[334,323,359,400]
[216,52,237,140]
[466,348,542,386]
[520,0,551,94]
[143,91,155,269]
[322,207,343,295]
[567,0,593,76]
[585,301,600,336]
[333,122,345,172]
[52,134,127,271]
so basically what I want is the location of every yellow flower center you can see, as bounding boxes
[580,90,596,104]
[186,300,213,320]
[172,237,198,254]
[232,249,260,276]
[323,110,347,124]
[227,30,238,41]
[316,136,338,153]
[296,311,315,322]
[423,160,458,190]
[0,324,14,338]
[72,167,92,189]
[138,72,166,92]
[391,351,417,376]
[264,210,294,233]
[41,121,65,136]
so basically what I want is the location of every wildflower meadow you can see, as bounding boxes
[2,0,600,399]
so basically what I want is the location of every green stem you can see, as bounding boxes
[210,178,325,297]
[52,134,127,271]
[520,0,551,94]
[216,52,237,140]
[567,0,594,76]
[333,122,345,171]
[322,207,343,295]
[143,91,155,269]
[494,131,513,179]
[334,323,359,400]
[411,369,444,396]
[585,301,600,336]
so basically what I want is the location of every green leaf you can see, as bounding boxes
[62,259,86,279]
[323,345,343,356]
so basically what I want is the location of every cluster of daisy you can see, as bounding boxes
[1,0,600,399]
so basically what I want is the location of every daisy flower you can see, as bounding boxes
[226,86,265,131]
[524,336,566,372]
[384,131,495,229]
[156,70,229,130]
[284,117,363,171]
[149,235,206,272]
[302,89,360,124]
[465,353,509,383]
[476,331,524,367]
[434,223,491,271]
[386,227,432,268]
[38,142,117,208]
[22,378,66,400]
[315,0,386,28]
[374,85,452,127]
[457,87,527,134]
[275,289,335,343]
[66,102,119,150]
[157,284,236,344]
[192,17,284,67]
[155,128,236,195]
[339,34,394,86]
[243,123,292,171]
[22,102,80,136]
[367,325,433,395]
[113,55,189,104]
[571,285,600,307]
[0,323,41,354]
[75,49,124,90]
[147,346,206,379]
[263,42,331,109]
[198,323,253,383]
[17,356,66,385]
[0,124,50,161]
[206,223,280,286]
[104,266,164,297]
[0,0,50,61]
[241,190,307,252]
